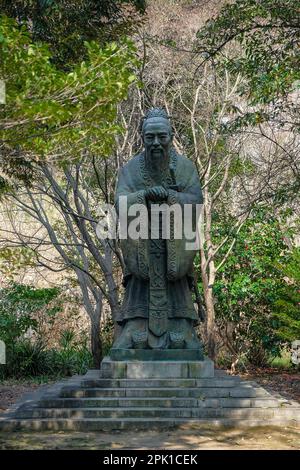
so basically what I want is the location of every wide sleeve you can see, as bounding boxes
[115,165,146,212]
[115,163,149,280]
[166,159,203,281]
[167,160,203,206]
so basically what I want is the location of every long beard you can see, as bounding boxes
[145,150,170,180]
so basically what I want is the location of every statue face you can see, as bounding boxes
[142,118,172,162]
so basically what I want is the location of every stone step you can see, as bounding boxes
[1,416,300,432]
[80,377,242,389]
[82,368,237,380]
[16,406,300,420]
[1,366,298,432]
[40,397,199,408]
[60,386,269,399]
[38,397,282,409]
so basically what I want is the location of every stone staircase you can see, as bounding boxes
[0,359,299,431]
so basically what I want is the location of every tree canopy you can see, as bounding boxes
[196,0,300,127]
[0,0,145,67]
[0,15,138,190]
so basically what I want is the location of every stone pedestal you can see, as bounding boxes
[110,348,203,361]
[101,355,214,379]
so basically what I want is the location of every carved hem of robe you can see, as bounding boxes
[116,275,199,324]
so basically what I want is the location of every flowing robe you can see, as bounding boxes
[115,150,203,335]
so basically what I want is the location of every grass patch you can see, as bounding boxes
[268,349,292,369]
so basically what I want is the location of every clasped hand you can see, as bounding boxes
[145,186,168,202]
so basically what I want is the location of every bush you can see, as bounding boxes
[0,340,51,379]
[212,207,291,366]
[48,329,93,376]
[0,283,94,378]
[0,338,93,380]
[268,348,292,370]
[0,282,60,346]
[272,248,300,342]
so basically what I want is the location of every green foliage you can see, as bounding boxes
[268,348,292,369]
[0,247,36,278]
[272,248,300,342]
[195,0,300,138]
[211,206,290,365]
[48,329,93,376]
[0,282,60,345]
[0,334,93,379]
[1,340,52,379]
[0,15,139,188]
[0,0,145,67]
[0,283,93,378]
[196,0,300,127]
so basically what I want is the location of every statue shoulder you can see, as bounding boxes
[175,152,197,174]
[119,152,142,173]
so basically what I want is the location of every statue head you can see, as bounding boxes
[141,108,173,164]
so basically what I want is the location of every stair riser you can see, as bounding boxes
[16,408,298,419]
[60,388,266,399]
[38,398,280,409]
[81,378,242,389]
[39,399,197,408]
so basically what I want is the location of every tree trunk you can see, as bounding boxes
[200,247,216,359]
[91,320,102,368]
[204,286,216,359]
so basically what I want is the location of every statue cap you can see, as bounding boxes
[141,107,172,133]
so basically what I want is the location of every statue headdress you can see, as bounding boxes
[140,107,172,133]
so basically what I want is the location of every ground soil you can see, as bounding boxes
[0,425,299,450]
[0,381,40,413]
[240,368,300,402]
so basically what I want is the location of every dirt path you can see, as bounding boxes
[0,383,40,413]
[0,425,299,450]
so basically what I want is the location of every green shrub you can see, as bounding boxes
[48,329,93,376]
[268,348,292,370]
[211,207,291,366]
[0,291,93,379]
[272,248,300,342]
[0,282,60,346]
[0,340,51,379]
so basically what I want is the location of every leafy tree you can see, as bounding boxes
[196,0,300,116]
[193,2,300,338]
[212,206,291,367]
[0,246,36,279]
[0,15,138,183]
[0,16,139,366]
[273,248,300,342]
[0,0,146,67]
[195,1,300,202]
[0,282,60,345]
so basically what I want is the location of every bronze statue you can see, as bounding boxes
[112,108,203,354]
